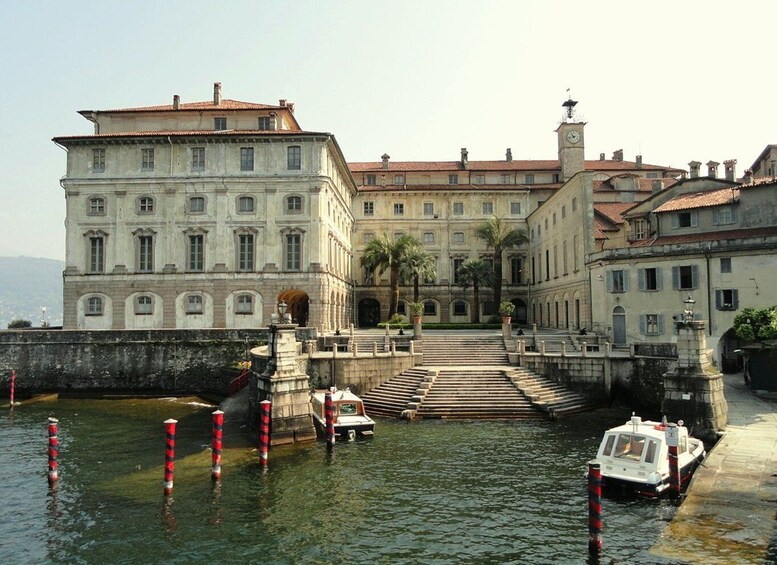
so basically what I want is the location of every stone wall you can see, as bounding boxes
[305,352,419,396]
[0,328,313,396]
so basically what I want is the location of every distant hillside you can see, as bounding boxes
[0,256,64,328]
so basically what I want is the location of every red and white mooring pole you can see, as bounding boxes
[163,419,177,496]
[9,369,16,408]
[47,417,59,484]
[211,410,224,481]
[258,400,271,467]
[587,460,603,556]
[325,391,335,449]
[666,422,681,497]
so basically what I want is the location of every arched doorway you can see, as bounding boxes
[612,306,626,345]
[358,298,381,327]
[278,289,309,327]
[511,298,528,325]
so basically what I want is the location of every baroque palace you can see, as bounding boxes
[55,83,777,366]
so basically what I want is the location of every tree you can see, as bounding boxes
[474,216,528,308]
[361,234,420,318]
[457,259,494,323]
[7,319,32,329]
[734,306,777,342]
[399,245,437,303]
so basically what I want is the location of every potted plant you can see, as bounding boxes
[498,301,516,324]
[389,313,407,335]
[408,302,424,324]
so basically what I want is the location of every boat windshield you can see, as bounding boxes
[606,433,647,461]
[339,402,358,415]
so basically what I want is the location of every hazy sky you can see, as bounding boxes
[1,0,775,261]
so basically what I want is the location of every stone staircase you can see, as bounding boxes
[414,368,544,420]
[361,367,428,418]
[422,334,508,366]
[507,367,601,418]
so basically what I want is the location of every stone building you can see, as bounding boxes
[54,83,356,330]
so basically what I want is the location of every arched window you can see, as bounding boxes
[135,295,153,314]
[235,293,253,314]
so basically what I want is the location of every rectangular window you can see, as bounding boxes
[674,211,698,229]
[500,174,511,184]
[572,197,577,212]
[363,201,375,216]
[638,267,661,291]
[562,241,568,275]
[473,174,485,184]
[553,212,557,225]
[607,269,629,293]
[394,203,404,216]
[397,302,407,315]
[716,289,739,310]
[363,232,374,243]
[287,146,301,170]
[482,202,493,215]
[452,258,465,284]
[141,148,154,172]
[93,148,105,172]
[86,296,103,315]
[633,219,647,240]
[525,173,535,184]
[453,202,464,215]
[238,234,254,271]
[138,236,153,272]
[423,301,436,316]
[393,232,404,241]
[236,294,253,314]
[286,234,301,270]
[189,196,205,213]
[561,205,566,219]
[88,197,105,215]
[138,196,154,214]
[573,235,579,270]
[510,256,522,284]
[393,174,405,185]
[238,196,254,212]
[545,249,550,281]
[423,202,434,216]
[258,116,271,130]
[453,301,467,316]
[449,174,458,184]
[214,117,227,130]
[188,235,204,271]
[240,147,254,171]
[510,202,521,215]
[89,237,104,273]
[192,147,205,171]
[423,232,435,244]
[135,295,153,315]
[287,195,302,212]
[366,174,376,185]
[552,174,560,183]
[720,257,732,273]
[452,232,465,244]
[714,206,737,225]
[672,265,699,290]
[640,313,664,336]
[186,295,203,314]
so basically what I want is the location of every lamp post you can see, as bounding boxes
[683,295,696,323]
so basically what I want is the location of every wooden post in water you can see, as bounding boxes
[587,460,603,556]
[666,422,681,497]
[325,391,335,450]
[47,417,59,485]
[258,400,271,467]
[163,419,177,496]
[211,410,224,481]
[9,369,16,408]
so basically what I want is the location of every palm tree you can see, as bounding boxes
[361,234,420,318]
[399,245,437,303]
[457,259,494,323]
[474,216,528,308]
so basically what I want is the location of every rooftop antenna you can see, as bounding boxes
[562,88,578,122]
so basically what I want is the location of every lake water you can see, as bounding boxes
[0,398,680,564]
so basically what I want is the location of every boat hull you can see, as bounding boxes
[312,415,374,439]
[601,451,704,497]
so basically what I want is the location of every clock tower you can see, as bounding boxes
[556,96,585,182]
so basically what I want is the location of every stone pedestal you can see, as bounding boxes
[662,321,728,443]
[251,325,316,445]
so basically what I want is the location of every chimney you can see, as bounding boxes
[213,82,222,106]
[612,149,623,161]
[636,155,643,168]
[173,95,180,110]
[287,102,295,113]
[599,153,605,161]
[651,179,664,193]
[706,160,720,178]
[461,147,469,169]
[269,112,277,131]
[279,99,287,107]
[381,153,390,170]
[688,161,701,178]
[743,168,753,184]
[724,159,737,181]
[506,148,512,162]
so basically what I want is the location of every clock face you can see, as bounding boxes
[566,130,581,144]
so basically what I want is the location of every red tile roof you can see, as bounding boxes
[739,176,777,189]
[653,187,739,213]
[349,159,681,174]
[84,99,284,113]
[357,183,561,193]
[630,226,777,247]
[594,202,632,225]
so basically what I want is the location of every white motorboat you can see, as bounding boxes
[593,414,705,497]
[311,387,375,440]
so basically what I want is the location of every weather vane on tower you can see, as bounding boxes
[562,88,578,122]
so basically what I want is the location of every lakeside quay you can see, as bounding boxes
[652,372,777,563]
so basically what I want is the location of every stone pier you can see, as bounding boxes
[662,320,728,443]
[250,325,316,445]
